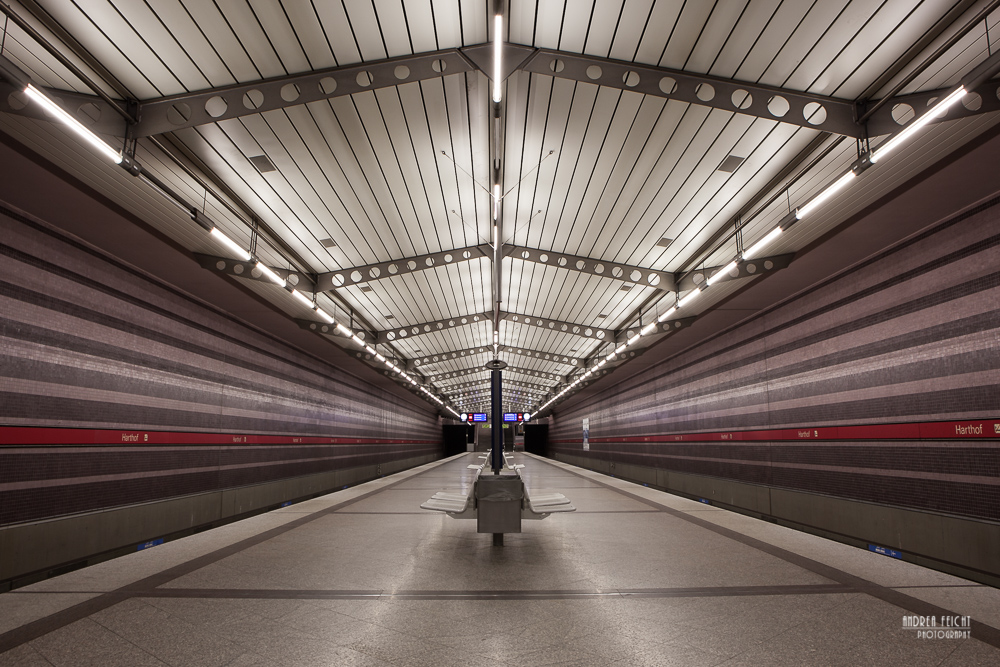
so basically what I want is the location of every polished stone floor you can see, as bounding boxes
[1,452,998,666]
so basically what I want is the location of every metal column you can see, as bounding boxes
[490,369,503,474]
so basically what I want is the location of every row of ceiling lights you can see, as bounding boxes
[3,57,465,419]
[532,80,979,417]
[8,19,992,425]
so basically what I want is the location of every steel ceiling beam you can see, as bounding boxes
[499,311,614,341]
[518,48,863,137]
[426,364,563,383]
[675,253,793,293]
[295,318,370,341]
[408,345,493,371]
[133,49,476,138]
[195,253,316,291]
[865,79,1000,137]
[438,376,554,393]
[376,312,492,344]
[439,377,493,392]
[409,344,585,371]
[505,244,675,292]
[0,80,126,137]
[374,309,613,345]
[424,367,487,381]
[5,45,1000,145]
[317,245,490,292]
[499,345,585,368]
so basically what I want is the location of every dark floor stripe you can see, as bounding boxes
[136,583,854,601]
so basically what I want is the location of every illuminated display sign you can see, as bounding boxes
[503,413,531,422]
[461,413,488,423]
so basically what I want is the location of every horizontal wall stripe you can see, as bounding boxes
[549,196,1000,524]
[552,418,1000,443]
[0,426,438,446]
[0,239,394,403]
[1,204,444,528]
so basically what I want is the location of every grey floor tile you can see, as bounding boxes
[3,453,1000,667]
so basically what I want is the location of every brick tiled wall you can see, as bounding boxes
[551,195,1000,522]
[0,203,442,527]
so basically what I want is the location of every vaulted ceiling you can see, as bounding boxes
[1,0,999,417]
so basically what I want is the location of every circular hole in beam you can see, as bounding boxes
[767,95,789,117]
[205,96,228,117]
[281,83,300,102]
[243,89,264,109]
[731,89,752,110]
[803,101,827,125]
[319,77,337,94]
[695,83,715,102]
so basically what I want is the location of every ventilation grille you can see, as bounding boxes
[717,155,745,173]
[248,155,277,173]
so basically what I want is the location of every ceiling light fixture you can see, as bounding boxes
[870,86,966,163]
[492,14,503,103]
[677,289,701,309]
[209,227,252,262]
[795,171,855,219]
[290,289,314,308]
[22,84,122,164]
[705,260,738,286]
[256,262,286,287]
[742,227,782,260]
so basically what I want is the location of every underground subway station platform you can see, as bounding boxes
[1,1,999,665]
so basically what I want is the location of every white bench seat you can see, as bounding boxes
[420,497,468,513]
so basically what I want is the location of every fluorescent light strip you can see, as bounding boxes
[23,84,122,164]
[677,289,701,309]
[706,260,738,286]
[255,262,286,287]
[492,14,503,103]
[742,227,782,260]
[796,171,855,219]
[871,86,966,163]
[657,306,677,323]
[22,83,444,411]
[335,323,457,413]
[291,289,314,308]
[210,227,252,262]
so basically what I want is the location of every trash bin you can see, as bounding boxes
[476,475,523,534]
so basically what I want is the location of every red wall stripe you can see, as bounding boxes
[0,426,440,446]
[551,418,1000,445]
